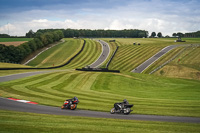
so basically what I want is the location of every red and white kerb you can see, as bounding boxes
[8,98,38,104]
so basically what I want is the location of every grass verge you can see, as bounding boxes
[0,110,199,133]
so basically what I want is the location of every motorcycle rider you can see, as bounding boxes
[114,99,129,111]
[65,97,78,105]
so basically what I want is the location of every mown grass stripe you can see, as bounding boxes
[68,40,93,67]
[65,39,101,68]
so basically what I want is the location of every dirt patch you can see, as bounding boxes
[0,41,27,46]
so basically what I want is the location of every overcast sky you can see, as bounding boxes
[0,0,199,36]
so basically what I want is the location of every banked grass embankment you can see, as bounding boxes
[63,39,102,69]
[154,45,200,80]
[108,45,164,72]
[0,70,200,117]
[26,38,102,69]
[143,47,185,74]
[103,38,200,73]
[27,38,82,67]
[0,39,87,70]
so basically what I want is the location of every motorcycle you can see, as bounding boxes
[61,97,79,110]
[110,102,133,115]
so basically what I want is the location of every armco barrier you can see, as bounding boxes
[0,40,86,70]
[76,68,120,73]
[106,46,119,68]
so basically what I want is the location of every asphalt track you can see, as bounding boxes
[0,70,63,83]
[1,97,200,123]
[131,44,192,73]
[89,40,110,68]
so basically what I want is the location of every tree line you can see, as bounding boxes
[172,31,200,38]
[0,30,64,63]
[27,29,148,38]
[150,32,163,38]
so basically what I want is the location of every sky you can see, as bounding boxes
[0,0,200,36]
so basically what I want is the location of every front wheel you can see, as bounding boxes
[61,105,65,109]
[110,108,115,114]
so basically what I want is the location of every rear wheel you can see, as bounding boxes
[70,104,77,110]
[110,108,115,114]
[124,108,131,115]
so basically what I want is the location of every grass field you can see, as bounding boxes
[102,38,200,76]
[26,38,102,69]
[27,38,83,67]
[63,39,102,69]
[154,45,200,80]
[0,63,31,68]
[143,47,185,74]
[0,37,200,132]
[0,70,199,117]
[1,110,199,133]
[105,38,200,46]
[0,38,33,42]
[107,45,164,72]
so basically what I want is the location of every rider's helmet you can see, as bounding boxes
[123,99,127,102]
[74,96,78,100]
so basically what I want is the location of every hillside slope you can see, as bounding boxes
[0,70,199,117]
[27,38,83,67]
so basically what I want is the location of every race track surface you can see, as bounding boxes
[0,71,49,83]
[89,40,110,68]
[1,97,200,123]
[131,44,192,73]
[0,70,63,83]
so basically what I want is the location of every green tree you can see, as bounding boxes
[26,30,35,38]
[138,32,146,38]
[157,32,162,38]
[172,33,177,37]
[20,43,32,56]
[0,44,7,61]
[28,40,37,51]
[34,38,43,49]
[17,45,27,62]
[177,32,183,38]
[151,32,156,37]
[56,30,64,40]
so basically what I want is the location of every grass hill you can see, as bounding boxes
[0,63,31,68]
[26,38,102,69]
[154,45,200,80]
[63,39,102,69]
[0,37,200,132]
[27,38,83,67]
[0,70,199,117]
[103,38,200,80]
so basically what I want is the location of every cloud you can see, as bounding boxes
[0,0,200,36]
